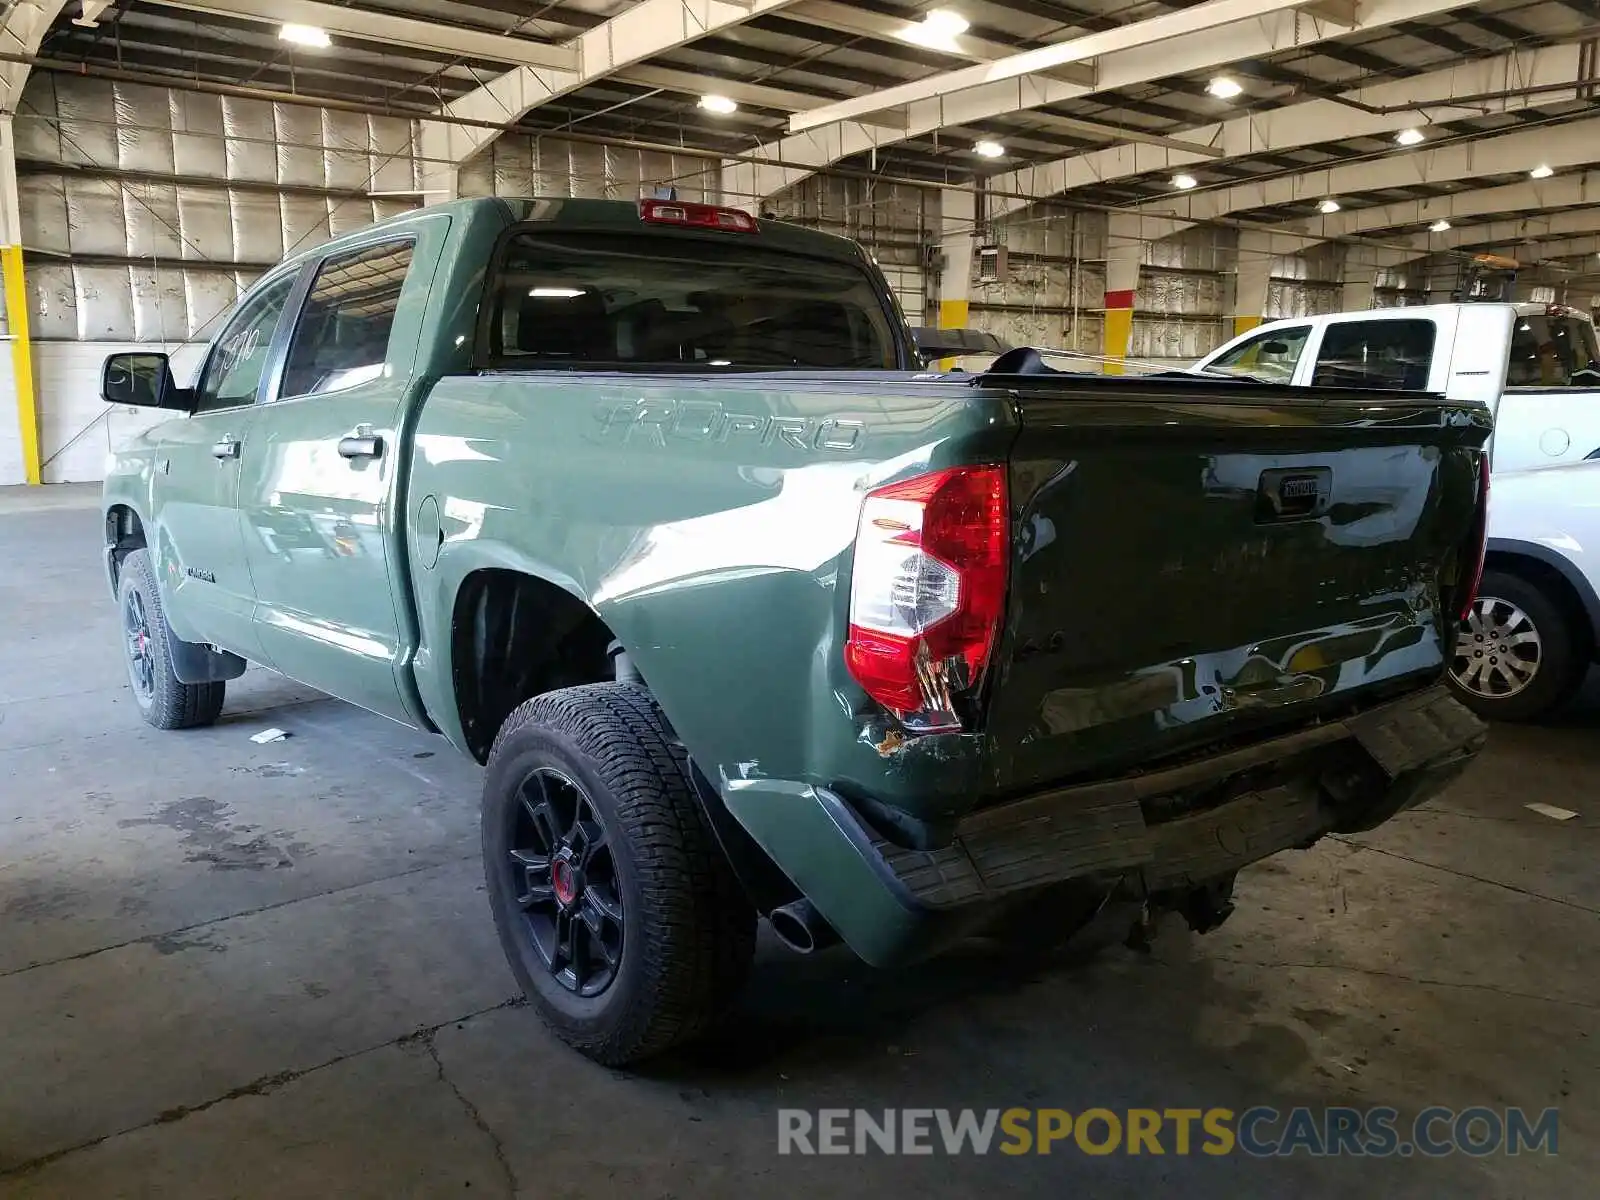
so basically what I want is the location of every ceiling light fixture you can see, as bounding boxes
[529,287,587,299]
[1318,198,1341,214]
[1430,219,1451,232]
[1530,164,1554,179]
[1395,128,1425,146]
[1172,173,1197,190]
[1206,76,1243,99]
[974,139,1006,158]
[699,94,738,115]
[896,8,970,51]
[279,23,331,48]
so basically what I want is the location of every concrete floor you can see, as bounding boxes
[1,485,1595,1199]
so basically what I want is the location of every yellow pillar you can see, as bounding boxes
[2,245,40,485]
[936,188,975,370]
[1101,302,1134,376]
[938,298,970,330]
[1232,314,1263,337]
[1101,214,1141,375]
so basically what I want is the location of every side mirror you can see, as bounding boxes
[101,352,192,411]
[1261,340,1290,355]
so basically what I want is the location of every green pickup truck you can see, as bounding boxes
[101,197,1491,1065]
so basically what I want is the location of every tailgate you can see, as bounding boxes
[985,382,1489,793]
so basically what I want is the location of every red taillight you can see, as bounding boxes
[1458,451,1491,620]
[844,466,1009,731]
[638,198,758,233]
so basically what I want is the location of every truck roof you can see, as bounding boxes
[1240,300,1594,332]
[288,195,873,271]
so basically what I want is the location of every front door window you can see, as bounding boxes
[194,275,296,412]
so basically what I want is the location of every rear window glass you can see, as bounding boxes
[1310,319,1437,391]
[1506,314,1600,387]
[484,231,899,370]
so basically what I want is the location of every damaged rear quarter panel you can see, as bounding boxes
[406,372,1018,817]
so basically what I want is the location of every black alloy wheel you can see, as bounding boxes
[506,766,625,998]
[123,586,157,705]
[481,682,757,1065]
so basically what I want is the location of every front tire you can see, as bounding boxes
[481,682,756,1066]
[117,549,226,730]
[1447,568,1583,721]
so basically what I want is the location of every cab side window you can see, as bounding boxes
[1507,315,1600,387]
[193,275,296,413]
[1310,319,1436,391]
[280,241,415,400]
[1207,326,1310,382]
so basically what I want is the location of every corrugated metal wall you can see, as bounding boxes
[974,209,1103,355]
[12,72,424,345]
[1132,226,1230,361]
[975,210,1233,363]
[457,135,718,206]
[3,71,430,481]
[760,175,930,323]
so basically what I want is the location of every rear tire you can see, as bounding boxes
[117,549,226,730]
[481,682,756,1066]
[1447,568,1583,722]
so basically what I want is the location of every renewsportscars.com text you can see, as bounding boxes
[777,1106,1559,1158]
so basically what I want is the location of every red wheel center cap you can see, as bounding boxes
[552,857,578,906]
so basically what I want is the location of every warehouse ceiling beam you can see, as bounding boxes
[418,0,798,195]
[1129,115,1600,231]
[785,1,1094,87]
[2,0,71,241]
[150,0,580,70]
[1409,204,1600,254]
[784,0,1334,135]
[1311,175,1600,239]
[72,0,112,26]
[1503,231,1600,263]
[1387,224,1600,282]
[988,41,1591,219]
[1,0,69,119]
[726,0,1475,203]
[1023,111,1226,157]
[614,64,835,116]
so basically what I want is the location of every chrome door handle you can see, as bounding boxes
[338,434,384,460]
[211,438,241,460]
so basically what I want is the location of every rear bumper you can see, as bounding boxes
[722,684,1485,966]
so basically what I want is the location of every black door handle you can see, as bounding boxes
[338,434,383,460]
[211,439,241,460]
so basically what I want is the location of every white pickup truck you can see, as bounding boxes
[1195,302,1600,720]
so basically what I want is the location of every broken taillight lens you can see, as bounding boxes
[1458,450,1491,621]
[844,465,1009,732]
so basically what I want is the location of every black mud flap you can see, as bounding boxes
[169,629,247,684]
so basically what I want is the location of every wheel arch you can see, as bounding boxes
[445,565,623,763]
[1483,539,1600,661]
[104,502,148,597]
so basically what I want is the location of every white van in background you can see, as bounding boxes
[1193,303,1600,720]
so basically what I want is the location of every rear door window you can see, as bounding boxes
[483,231,899,370]
[1205,326,1310,382]
[280,240,415,399]
[1506,314,1600,387]
[1310,319,1437,390]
